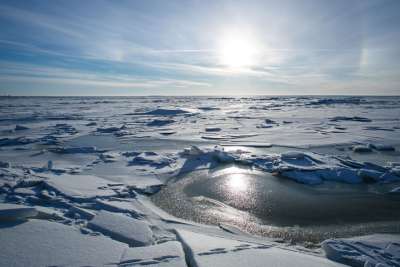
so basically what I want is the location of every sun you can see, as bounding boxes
[218,31,259,69]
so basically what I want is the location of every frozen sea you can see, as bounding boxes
[0,95,400,267]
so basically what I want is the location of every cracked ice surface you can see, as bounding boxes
[0,96,399,266]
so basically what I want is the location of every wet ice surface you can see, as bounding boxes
[1,96,400,266]
[153,166,400,242]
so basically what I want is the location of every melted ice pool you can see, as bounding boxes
[152,166,400,243]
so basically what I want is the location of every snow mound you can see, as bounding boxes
[0,219,127,267]
[322,234,400,267]
[120,241,186,267]
[87,210,154,246]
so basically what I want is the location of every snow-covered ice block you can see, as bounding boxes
[0,219,127,267]
[317,168,363,184]
[119,241,186,267]
[279,170,323,185]
[15,124,29,131]
[44,174,116,200]
[129,153,174,169]
[147,119,175,126]
[97,126,123,133]
[176,229,345,267]
[322,234,400,267]
[205,127,222,132]
[88,210,154,246]
[357,168,383,182]
[67,205,96,220]
[0,203,38,221]
[0,160,10,168]
[49,146,98,154]
[369,143,395,151]
[281,151,306,160]
[95,199,145,217]
[140,108,192,116]
[330,116,371,122]
[0,136,35,146]
[352,145,373,153]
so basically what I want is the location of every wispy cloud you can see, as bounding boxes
[0,61,211,89]
[0,0,399,95]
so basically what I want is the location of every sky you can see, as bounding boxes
[0,0,399,96]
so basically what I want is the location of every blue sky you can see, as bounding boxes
[0,0,399,95]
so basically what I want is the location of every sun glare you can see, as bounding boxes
[218,31,259,69]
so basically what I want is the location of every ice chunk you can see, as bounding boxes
[0,136,36,146]
[120,241,186,267]
[129,153,174,169]
[147,119,175,126]
[67,205,96,220]
[97,126,123,133]
[0,160,10,168]
[369,143,396,151]
[95,199,145,218]
[205,127,222,132]
[140,108,192,116]
[15,124,29,131]
[330,116,371,122]
[0,204,38,221]
[49,146,98,154]
[256,123,273,128]
[0,219,127,267]
[352,145,372,153]
[213,149,236,163]
[357,168,383,183]
[281,151,306,160]
[317,168,363,184]
[44,174,116,200]
[390,187,400,194]
[279,170,323,185]
[182,146,204,156]
[379,171,400,183]
[322,234,400,267]
[88,210,154,246]
[176,229,344,267]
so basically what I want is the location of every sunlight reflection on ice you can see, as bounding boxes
[226,173,248,193]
